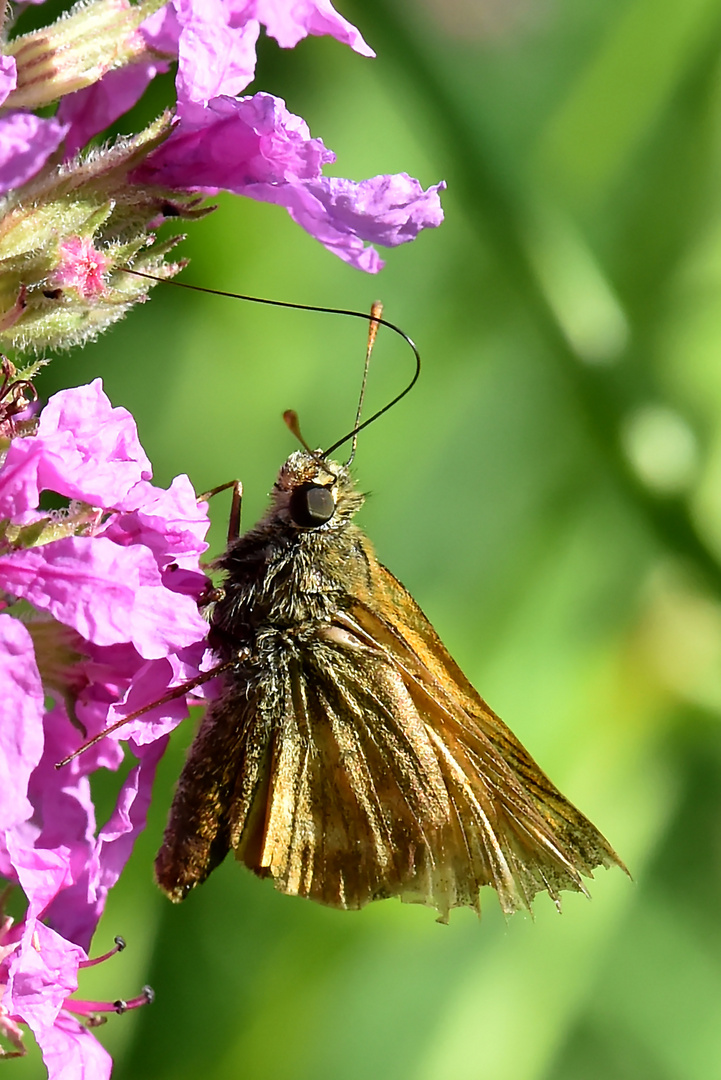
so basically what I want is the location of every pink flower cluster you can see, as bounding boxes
[0,381,213,1075]
[1,0,444,272]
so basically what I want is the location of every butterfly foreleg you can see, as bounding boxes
[197,479,243,543]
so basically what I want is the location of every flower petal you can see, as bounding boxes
[0,380,152,516]
[6,922,83,1033]
[58,59,169,158]
[103,642,216,747]
[175,0,260,102]
[5,837,76,921]
[232,173,446,271]
[35,1012,112,1080]
[0,56,17,107]
[0,112,68,195]
[0,615,45,832]
[101,474,210,571]
[253,0,374,55]
[134,93,333,190]
[4,839,83,1032]
[0,536,208,658]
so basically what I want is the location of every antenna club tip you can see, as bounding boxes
[283,409,302,441]
[284,409,317,455]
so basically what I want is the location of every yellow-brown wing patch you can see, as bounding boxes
[225,591,623,916]
[232,637,472,912]
[339,554,626,911]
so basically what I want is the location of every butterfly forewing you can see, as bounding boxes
[350,558,624,905]
[155,450,625,917]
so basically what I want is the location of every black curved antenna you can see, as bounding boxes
[123,268,421,457]
[322,324,419,457]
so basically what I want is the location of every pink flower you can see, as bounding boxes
[0,112,69,195]
[0,618,44,836]
[1,826,147,1080]
[52,238,111,299]
[0,56,17,107]
[138,93,333,186]
[0,837,113,1078]
[0,380,152,515]
[0,380,211,753]
[246,172,447,273]
[57,58,170,160]
[0,380,212,1075]
[53,0,372,159]
[252,0,374,53]
[141,0,373,106]
[133,93,445,271]
[0,0,444,349]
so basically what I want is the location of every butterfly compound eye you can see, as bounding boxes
[288,483,335,528]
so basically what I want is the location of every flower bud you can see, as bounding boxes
[4,0,167,111]
[0,114,214,353]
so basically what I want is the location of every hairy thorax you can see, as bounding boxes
[210,518,374,650]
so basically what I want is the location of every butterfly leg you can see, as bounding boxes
[197,480,243,543]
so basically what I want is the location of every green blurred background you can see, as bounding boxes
[22,0,721,1075]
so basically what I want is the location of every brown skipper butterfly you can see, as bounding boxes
[146,300,626,920]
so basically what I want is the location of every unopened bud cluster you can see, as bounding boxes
[0,0,202,357]
[0,112,210,353]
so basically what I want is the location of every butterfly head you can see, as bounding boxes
[273,450,364,532]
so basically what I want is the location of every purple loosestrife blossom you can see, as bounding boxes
[132,93,446,272]
[0,0,445,353]
[0,379,212,1075]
